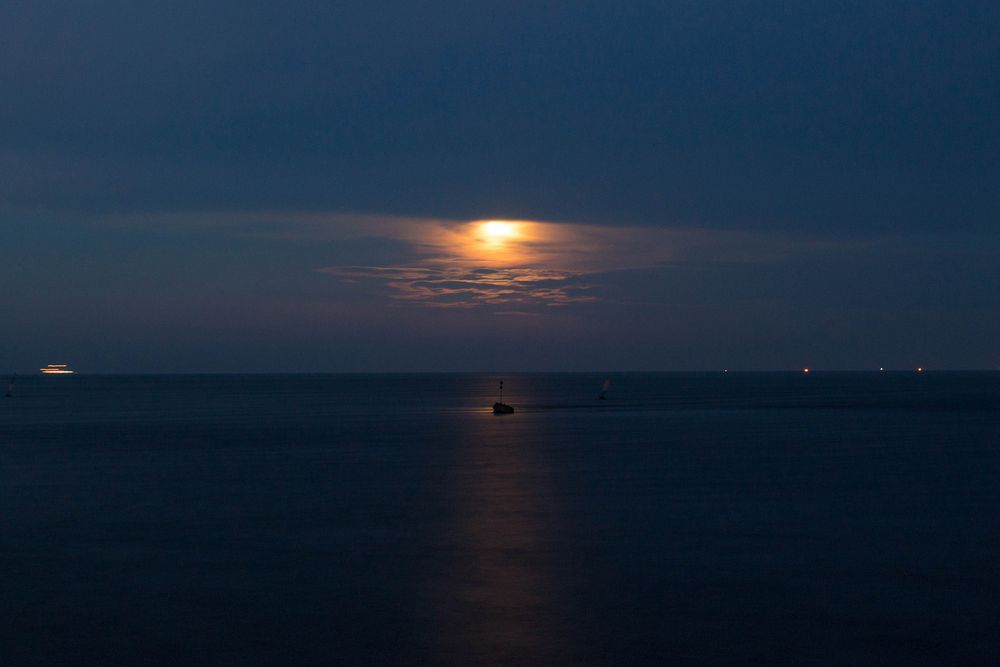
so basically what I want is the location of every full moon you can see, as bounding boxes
[479,220,520,244]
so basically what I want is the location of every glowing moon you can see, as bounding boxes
[479,220,520,245]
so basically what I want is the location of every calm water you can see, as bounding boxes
[3,372,999,664]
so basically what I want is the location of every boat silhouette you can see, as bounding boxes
[493,379,514,414]
[598,378,610,400]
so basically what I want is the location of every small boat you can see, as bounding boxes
[598,378,610,400]
[4,374,13,397]
[492,379,514,414]
[40,364,74,375]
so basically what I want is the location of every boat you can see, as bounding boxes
[492,379,514,414]
[40,364,74,375]
[598,378,610,400]
[4,374,13,397]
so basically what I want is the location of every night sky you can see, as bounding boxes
[2,1,998,372]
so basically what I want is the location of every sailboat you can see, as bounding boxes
[492,379,514,414]
[598,378,610,400]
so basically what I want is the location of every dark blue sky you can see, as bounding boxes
[2,1,998,371]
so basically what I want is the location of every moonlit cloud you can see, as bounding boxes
[323,264,596,308]
[90,209,877,311]
[94,211,656,308]
[316,218,649,308]
[311,216,871,310]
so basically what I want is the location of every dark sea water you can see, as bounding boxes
[3,372,1000,665]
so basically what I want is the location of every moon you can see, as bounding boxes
[479,220,520,245]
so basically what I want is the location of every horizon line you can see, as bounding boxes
[9,368,1000,375]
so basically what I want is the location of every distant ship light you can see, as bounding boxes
[40,364,74,375]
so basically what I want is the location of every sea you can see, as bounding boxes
[2,372,999,665]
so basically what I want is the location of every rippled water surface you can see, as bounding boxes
[3,373,1000,664]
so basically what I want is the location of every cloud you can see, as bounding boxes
[323,264,597,308]
[307,216,873,310]
[54,207,890,311]
[309,218,647,308]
